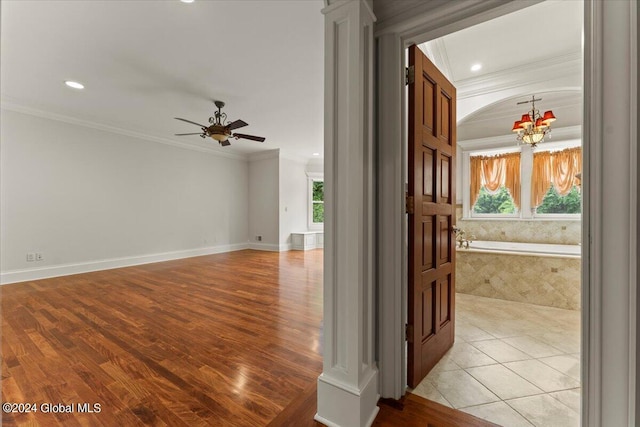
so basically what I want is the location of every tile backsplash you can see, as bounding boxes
[455,206,581,245]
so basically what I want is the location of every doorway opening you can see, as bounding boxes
[405,2,583,425]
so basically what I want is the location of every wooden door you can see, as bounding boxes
[407,44,457,388]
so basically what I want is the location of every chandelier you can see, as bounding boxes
[511,95,556,148]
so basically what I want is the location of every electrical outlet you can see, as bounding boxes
[484,278,490,284]
[26,253,35,262]
[35,253,43,261]
[256,235,262,242]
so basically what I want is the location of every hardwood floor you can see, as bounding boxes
[2,249,497,426]
[2,250,323,426]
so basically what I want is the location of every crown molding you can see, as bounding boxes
[419,39,453,81]
[455,51,582,100]
[247,148,280,162]
[458,125,582,151]
[0,100,248,161]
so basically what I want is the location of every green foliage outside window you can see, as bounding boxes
[536,185,581,214]
[313,203,324,223]
[473,187,516,214]
[312,181,324,223]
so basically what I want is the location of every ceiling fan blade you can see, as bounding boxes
[175,117,208,128]
[234,133,266,142]
[221,140,232,147]
[226,119,249,130]
[174,132,203,136]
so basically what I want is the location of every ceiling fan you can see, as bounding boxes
[174,100,266,147]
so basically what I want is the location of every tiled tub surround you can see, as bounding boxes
[456,218,581,245]
[412,294,581,427]
[456,242,581,310]
[454,206,581,245]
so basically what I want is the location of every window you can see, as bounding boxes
[462,142,582,219]
[312,180,324,223]
[307,173,324,229]
[536,185,581,214]
[473,187,517,214]
[470,151,520,217]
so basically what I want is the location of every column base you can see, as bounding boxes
[315,369,379,427]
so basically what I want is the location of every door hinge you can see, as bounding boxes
[405,323,413,342]
[405,195,414,214]
[405,65,415,85]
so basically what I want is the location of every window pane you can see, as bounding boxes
[313,181,324,202]
[536,185,581,214]
[313,203,324,223]
[473,186,516,214]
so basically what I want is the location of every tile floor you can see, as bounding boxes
[411,293,581,427]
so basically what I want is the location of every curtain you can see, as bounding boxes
[552,147,581,195]
[532,151,552,208]
[470,156,482,207]
[470,152,521,209]
[531,147,582,207]
[503,152,521,209]
[481,156,504,194]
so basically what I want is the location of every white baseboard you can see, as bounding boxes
[0,243,249,285]
[248,242,282,251]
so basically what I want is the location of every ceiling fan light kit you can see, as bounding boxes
[511,95,556,148]
[174,101,265,147]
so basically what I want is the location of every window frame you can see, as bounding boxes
[307,172,324,230]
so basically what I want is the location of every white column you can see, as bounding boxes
[316,1,379,426]
[376,32,405,400]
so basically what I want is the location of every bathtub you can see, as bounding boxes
[455,240,581,310]
[460,240,581,258]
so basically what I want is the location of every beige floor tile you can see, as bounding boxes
[466,364,544,400]
[530,331,581,354]
[549,388,581,413]
[447,341,498,368]
[470,339,532,363]
[504,360,580,392]
[428,353,461,374]
[456,322,496,342]
[460,401,534,427]
[411,379,452,407]
[507,394,579,427]
[427,369,500,409]
[502,335,565,358]
[539,355,581,381]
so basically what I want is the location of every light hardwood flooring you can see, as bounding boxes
[2,249,499,426]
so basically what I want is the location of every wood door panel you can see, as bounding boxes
[439,216,451,266]
[422,78,436,134]
[421,281,436,339]
[422,217,436,271]
[423,149,435,201]
[408,44,456,388]
[440,155,450,203]
[439,91,452,144]
[439,276,451,326]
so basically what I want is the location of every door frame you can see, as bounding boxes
[375,0,638,425]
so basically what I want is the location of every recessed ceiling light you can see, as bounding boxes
[64,80,85,90]
[312,152,320,156]
[470,63,482,72]
[180,0,194,3]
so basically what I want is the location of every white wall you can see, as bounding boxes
[279,157,308,248]
[0,109,249,282]
[248,151,279,250]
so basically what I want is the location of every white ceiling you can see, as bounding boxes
[420,0,583,142]
[1,0,583,159]
[1,0,325,160]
